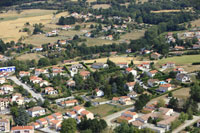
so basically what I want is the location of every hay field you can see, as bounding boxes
[92,4,111,9]
[151,9,192,13]
[191,18,200,27]
[120,30,145,41]
[16,53,44,61]
[0,9,69,42]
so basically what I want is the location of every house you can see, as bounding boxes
[117,62,128,68]
[0,98,9,110]
[112,97,120,103]
[71,64,83,69]
[106,35,113,40]
[50,120,62,131]
[127,91,137,99]
[159,107,173,116]
[159,84,172,92]
[0,85,13,93]
[11,93,24,105]
[66,79,76,87]
[0,77,5,84]
[45,115,55,123]
[162,62,176,69]
[30,76,42,84]
[197,120,200,127]
[11,126,34,133]
[73,106,85,114]
[147,70,158,77]
[32,122,40,129]
[137,113,154,123]
[125,68,137,77]
[139,62,150,69]
[0,119,10,132]
[52,112,63,121]
[80,110,94,119]
[193,44,200,49]
[91,63,108,69]
[85,32,91,37]
[176,73,190,83]
[40,80,49,87]
[95,88,104,97]
[125,82,136,92]
[58,40,66,45]
[121,111,138,121]
[151,52,161,60]
[36,118,48,127]
[19,71,30,77]
[174,46,185,50]
[157,116,178,131]
[119,96,132,105]
[52,66,63,72]
[173,67,185,74]
[117,115,134,123]
[166,78,172,83]
[35,69,47,76]
[126,49,132,53]
[66,111,77,118]
[44,87,58,95]
[60,99,78,107]
[147,79,159,87]
[62,25,72,30]
[131,120,144,129]
[80,71,90,80]
[28,106,46,117]
[34,47,43,52]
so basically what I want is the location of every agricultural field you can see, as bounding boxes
[16,53,44,61]
[0,9,68,42]
[92,4,111,9]
[191,18,200,27]
[87,104,124,117]
[120,30,145,41]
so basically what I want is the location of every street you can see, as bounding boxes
[172,115,200,133]
[103,106,135,128]
[8,76,44,102]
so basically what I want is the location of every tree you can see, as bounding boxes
[75,25,81,30]
[157,99,165,108]
[43,99,50,108]
[38,58,50,67]
[179,112,188,122]
[168,97,179,110]
[168,91,173,98]
[190,83,200,102]
[61,118,77,133]
[12,107,30,126]
[84,101,92,107]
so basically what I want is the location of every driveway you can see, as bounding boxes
[172,115,200,133]
[39,127,59,133]
[55,96,74,104]
[8,76,44,102]
[103,106,135,128]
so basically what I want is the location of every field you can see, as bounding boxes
[87,104,124,117]
[92,4,111,9]
[0,9,69,42]
[120,30,145,41]
[157,55,200,66]
[150,9,192,13]
[191,18,200,27]
[16,53,44,61]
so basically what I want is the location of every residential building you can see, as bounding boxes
[60,99,78,107]
[52,112,63,121]
[28,106,46,117]
[19,71,30,77]
[121,111,138,121]
[119,96,132,105]
[36,118,48,127]
[125,67,137,77]
[66,111,77,118]
[176,73,191,83]
[148,79,159,87]
[32,122,40,129]
[50,120,62,131]
[73,106,85,114]
[0,98,9,110]
[173,67,186,74]
[0,85,13,93]
[126,49,132,53]
[193,44,200,49]
[159,84,172,92]
[45,115,55,123]
[61,25,72,30]
[162,62,175,69]
[40,80,49,87]
[80,110,94,119]
[0,77,5,84]
[79,71,90,80]
[11,126,34,133]
[35,69,47,76]
[0,119,10,132]
[125,82,136,92]
[95,88,104,97]
[66,79,76,87]
[131,120,144,129]
[157,116,178,131]
[147,70,158,77]
[44,87,58,95]
[30,76,42,84]
[12,93,24,105]
[91,63,108,69]
[127,91,137,99]
[117,62,128,68]
[151,52,161,60]
[159,107,173,116]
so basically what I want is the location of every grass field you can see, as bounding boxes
[16,53,44,61]
[191,18,200,27]
[87,104,124,117]
[120,30,145,41]
[0,9,69,42]
[92,4,111,9]
[157,55,200,66]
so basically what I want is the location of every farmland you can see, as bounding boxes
[16,53,44,61]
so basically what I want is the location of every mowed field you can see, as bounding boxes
[92,4,111,9]
[16,53,44,61]
[191,18,200,27]
[0,9,69,42]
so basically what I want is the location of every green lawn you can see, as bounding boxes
[87,104,124,117]
[157,55,200,65]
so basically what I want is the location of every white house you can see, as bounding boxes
[19,71,30,77]
[125,68,137,77]
[73,106,85,114]
[159,107,173,116]
[125,82,136,92]
[40,80,49,87]
[66,111,77,118]
[0,77,5,84]
[28,106,45,117]
[44,87,58,95]
[176,73,190,83]
[162,62,176,69]
[35,69,47,76]
[0,85,13,93]
[127,91,137,99]
[80,110,94,120]
[30,76,43,84]
[147,70,158,77]
[95,89,104,97]
[60,99,78,107]
[159,84,172,92]
[117,62,128,68]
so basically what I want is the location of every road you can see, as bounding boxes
[103,106,135,128]
[8,76,44,102]
[172,115,200,133]
[55,96,74,104]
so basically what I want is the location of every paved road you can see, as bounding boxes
[8,76,44,102]
[103,106,135,128]
[172,115,200,133]
[39,127,59,133]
